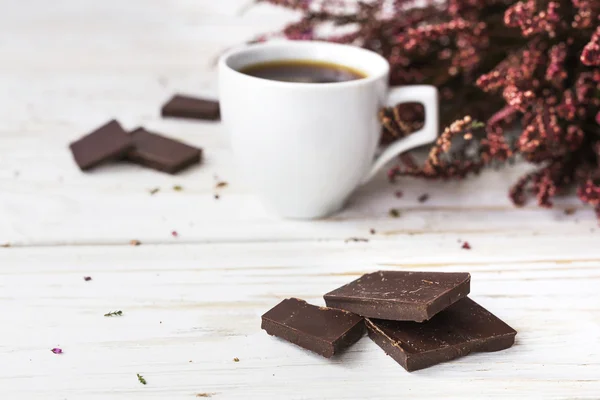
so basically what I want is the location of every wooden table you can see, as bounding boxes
[1,1,599,398]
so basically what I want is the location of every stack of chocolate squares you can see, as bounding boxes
[262,271,517,372]
[68,95,219,174]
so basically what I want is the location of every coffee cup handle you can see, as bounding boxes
[362,85,439,183]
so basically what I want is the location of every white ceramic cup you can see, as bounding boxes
[219,41,438,219]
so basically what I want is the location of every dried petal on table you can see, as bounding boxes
[345,237,369,243]
[104,310,123,317]
[137,373,147,385]
[564,208,576,215]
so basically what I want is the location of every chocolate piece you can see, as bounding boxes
[69,120,133,171]
[324,271,470,322]
[161,94,220,121]
[261,298,365,358]
[127,128,202,174]
[366,297,517,372]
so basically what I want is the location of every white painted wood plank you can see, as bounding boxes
[1,238,599,399]
[1,160,597,246]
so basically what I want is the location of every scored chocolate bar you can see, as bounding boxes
[324,271,471,322]
[366,297,517,372]
[261,298,365,358]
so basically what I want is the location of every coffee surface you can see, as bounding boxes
[239,60,366,83]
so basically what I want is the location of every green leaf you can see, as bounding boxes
[137,374,147,385]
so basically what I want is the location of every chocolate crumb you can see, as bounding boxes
[370,229,376,235]
[462,242,471,250]
[83,276,92,281]
[344,237,369,243]
[196,394,216,398]
[233,357,240,362]
[564,207,576,215]
[395,191,403,198]
[149,188,160,195]
[1,243,11,248]
[130,239,141,246]
[215,181,228,189]
[389,208,400,218]
[418,194,430,203]
[173,185,183,191]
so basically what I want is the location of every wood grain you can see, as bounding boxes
[1,240,599,399]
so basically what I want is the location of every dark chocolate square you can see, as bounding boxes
[69,120,133,171]
[261,298,365,358]
[324,271,471,322]
[366,297,517,372]
[161,94,220,121]
[127,128,202,174]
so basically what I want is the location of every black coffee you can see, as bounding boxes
[239,60,367,83]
